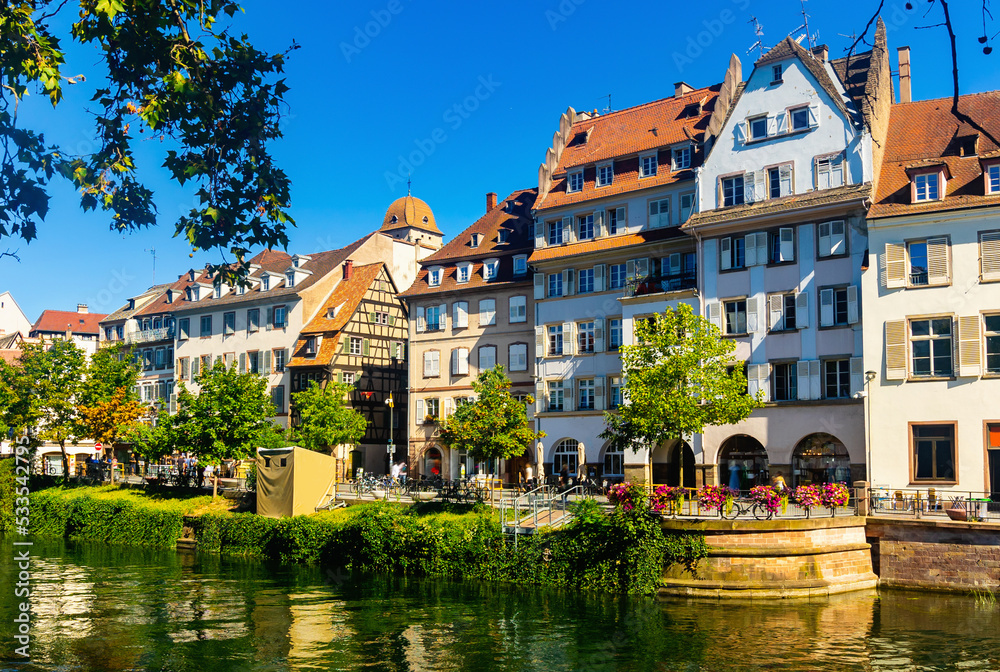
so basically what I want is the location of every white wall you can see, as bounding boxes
[0,292,31,337]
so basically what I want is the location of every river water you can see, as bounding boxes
[1,538,999,671]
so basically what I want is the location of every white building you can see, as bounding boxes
[0,291,31,337]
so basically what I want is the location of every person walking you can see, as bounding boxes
[524,464,534,489]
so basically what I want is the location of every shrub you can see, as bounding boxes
[649,485,686,514]
[607,482,648,511]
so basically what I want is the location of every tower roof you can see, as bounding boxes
[380,194,441,235]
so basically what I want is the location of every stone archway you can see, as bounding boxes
[652,439,696,488]
[791,433,851,487]
[422,446,443,478]
[718,435,769,492]
[553,439,579,481]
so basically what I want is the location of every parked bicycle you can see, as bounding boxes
[720,496,775,520]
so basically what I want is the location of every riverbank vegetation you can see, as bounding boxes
[2,474,706,595]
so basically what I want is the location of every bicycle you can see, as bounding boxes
[720,497,775,520]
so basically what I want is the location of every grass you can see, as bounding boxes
[971,587,998,606]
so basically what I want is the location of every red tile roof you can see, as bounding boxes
[528,225,690,263]
[300,263,385,335]
[869,91,1000,219]
[535,86,720,212]
[31,310,107,336]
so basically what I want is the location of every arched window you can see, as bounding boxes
[553,439,579,476]
[423,447,442,478]
[791,433,851,487]
[718,435,769,492]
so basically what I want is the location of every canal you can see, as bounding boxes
[1,538,999,671]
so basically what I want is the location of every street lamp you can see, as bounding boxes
[386,392,395,473]
[864,370,877,484]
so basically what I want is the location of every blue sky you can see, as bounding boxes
[5,0,998,322]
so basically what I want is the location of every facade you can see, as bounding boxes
[29,304,108,356]
[528,75,731,484]
[0,291,31,337]
[287,261,409,479]
[684,32,892,489]
[401,189,537,481]
[864,87,1000,493]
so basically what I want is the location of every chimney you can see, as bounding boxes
[674,82,693,98]
[486,192,497,212]
[897,46,911,103]
[77,303,88,314]
[343,259,353,280]
[812,44,828,62]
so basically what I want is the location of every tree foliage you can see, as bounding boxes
[77,342,140,409]
[2,0,296,280]
[292,381,367,453]
[439,366,543,462]
[77,385,145,446]
[171,360,275,465]
[600,303,763,455]
[119,409,174,464]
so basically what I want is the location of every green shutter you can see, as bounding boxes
[263,350,271,374]
[266,307,274,330]
[369,311,376,323]
[388,314,396,326]
[239,353,246,373]
[363,338,370,356]
[342,337,349,353]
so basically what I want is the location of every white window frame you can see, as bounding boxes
[577,268,595,294]
[513,255,527,277]
[548,273,563,298]
[479,299,496,326]
[648,198,670,228]
[672,145,691,171]
[567,170,584,193]
[640,153,658,178]
[721,175,745,207]
[548,324,563,356]
[577,321,596,354]
[350,336,363,356]
[578,378,595,410]
[597,162,613,187]
[509,343,528,372]
[428,267,443,287]
[913,172,941,202]
[987,163,1000,195]
[478,345,497,371]
[548,220,563,245]
[483,258,499,281]
[509,295,527,323]
[577,213,594,240]
[608,318,622,351]
[457,263,471,284]
[609,263,627,290]
[816,153,845,190]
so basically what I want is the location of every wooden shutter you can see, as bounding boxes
[734,120,746,142]
[669,253,681,275]
[266,306,274,330]
[535,380,545,413]
[626,259,636,281]
[415,398,424,421]
[885,320,908,380]
[363,338,370,356]
[438,303,447,330]
[981,231,1000,281]
[808,104,820,127]
[926,237,951,285]
[830,220,846,256]
[593,264,605,292]
[758,363,771,402]
[594,209,604,237]
[720,237,732,271]
[745,233,758,266]
[776,111,787,134]
[708,302,723,330]
[423,351,432,377]
[238,353,245,374]
[747,364,760,397]
[795,291,809,329]
[779,165,792,196]
[562,322,574,355]
[755,232,768,263]
[535,325,545,354]
[443,397,454,418]
[263,350,271,374]
[779,227,794,262]
[957,315,982,377]
[744,171,757,203]
[884,242,906,288]
[615,206,627,233]
[769,294,784,331]
[534,273,545,300]
[847,285,859,324]
[460,348,470,375]
[818,222,832,257]
[594,317,605,352]
[797,360,811,400]
[594,375,606,411]
[562,216,573,243]
[819,288,834,327]
[416,306,426,333]
[563,269,575,296]
[563,376,574,411]
[746,297,759,333]
[850,357,865,396]
[808,360,822,400]
[456,302,469,328]
[754,171,766,202]
[535,220,545,249]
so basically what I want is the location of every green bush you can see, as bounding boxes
[0,458,16,534]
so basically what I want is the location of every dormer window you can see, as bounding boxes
[185,288,193,302]
[914,173,941,202]
[483,258,499,281]
[391,215,398,223]
[513,254,527,277]
[188,270,196,282]
[262,275,270,291]
[640,153,658,178]
[771,64,783,83]
[238,284,246,295]
[597,163,613,187]
[305,336,317,356]
[128,299,135,311]
[672,145,691,171]
[471,233,481,248]
[986,163,1000,195]
[165,290,173,304]
[457,263,471,284]
[285,270,295,288]
[428,267,442,287]
[567,170,584,193]
[214,285,222,299]
[498,229,509,244]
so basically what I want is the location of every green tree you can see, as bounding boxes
[600,303,763,474]
[292,381,367,453]
[171,360,275,467]
[120,409,174,466]
[2,1,295,279]
[439,366,543,465]
[77,386,146,446]
[78,343,140,409]
[0,340,87,475]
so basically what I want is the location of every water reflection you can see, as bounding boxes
[2,538,1000,671]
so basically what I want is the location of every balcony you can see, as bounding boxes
[624,272,697,298]
[126,326,174,344]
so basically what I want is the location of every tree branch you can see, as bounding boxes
[0,249,21,262]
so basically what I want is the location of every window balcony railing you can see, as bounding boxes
[126,325,175,344]
[624,272,697,298]
[909,272,929,286]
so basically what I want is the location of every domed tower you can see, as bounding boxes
[380,194,443,251]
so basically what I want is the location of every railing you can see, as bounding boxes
[865,486,999,522]
[126,326,174,344]
[909,271,929,286]
[639,486,856,520]
[624,272,697,298]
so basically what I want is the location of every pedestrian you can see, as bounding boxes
[524,464,534,488]
[390,460,400,483]
[559,462,569,487]
[399,462,407,484]
[771,471,788,493]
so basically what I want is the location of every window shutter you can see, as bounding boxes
[926,237,951,285]
[593,264,605,292]
[635,258,649,278]
[563,269,575,296]
[562,216,573,243]
[747,364,760,398]
[342,337,349,353]
[745,233,758,266]
[616,207,627,233]
[452,348,458,375]
[734,120,746,143]
[594,210,605,237]
[766,114,778,136]
[238,353,245,374]
[535,220,545,248]
[369,311,376,323]
[443,397,454,418]
[535,325,545,353]
[769,294,784,330]
[416,306,426,333]
[755,232,768,262]
[720,237,732,271]
[850,357,865,396]
[669,253,681,275]
[266,307,274,330]
[708,302,722,330]
[438,303,447,330]
[536,380,545,413]
[744,171,757,203]
[795,291,809,329]
[884,242,906,288]
[981,231,1000,280]
[831,220,846,256]
[746,297,759,333]
[820,288,835,327]
[759,363,771,402]
[594,317,605,352]
[808,360,822,400]
[454,302,468,328]
[958,315,982,377]
[534,273,545,300]
[885,320,908,380]
[779,227,794,262]
[808,104,820,127]
[594,375,606,411]
[847,285,859,324]
[626,259,636,281]
[776,111,787,134]
[818,222,832,257]
[461,348,470,375]
[415,398,424,420]
[363,338,370,356]
[563,322,574,355]
[564,376,574,411]
[797,361,811,400]
[388,314,396,326]
[779,165,792,196]
[263,350,271,374]
[754,171,767,202]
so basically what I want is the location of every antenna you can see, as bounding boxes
[746,16,766,60]
[407,173,411,196]
[144,247,156,285]
[599,93,612,114]
[799,0,816,52]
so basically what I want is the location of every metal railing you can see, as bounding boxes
[624,272,697,298]
[865,486,999,522]
[126,326,174,344]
